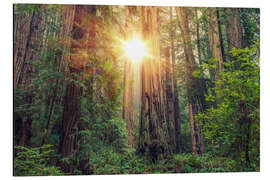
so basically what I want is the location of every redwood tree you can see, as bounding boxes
[58,5,96,173]
[138,6,171,160]
[122,6,136,147]
[14,5,46,146]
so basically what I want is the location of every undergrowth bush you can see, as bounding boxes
[173,153,238,173]
[87,146,151,175]
[14,144,63,176]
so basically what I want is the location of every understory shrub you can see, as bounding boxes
[14,144,63,176]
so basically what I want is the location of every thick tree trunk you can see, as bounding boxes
[216,8,226,62]
[14,10,32,90]
[122,7,135,147]
[226,8,251,167]
[226,8,244,50]
[225,8,244,66]
[207,8,225,107]
[239,101,252,168]
[207,8,224,72]
[58,67,82,172]
[195,8,205,155]
[41,5,76,146]
[138,6,171,161]
[195,8,202,62]
[58,5,96,173]
[176,7,199,154]
[176,8,194,65]
[170,7,181,153]
[165,47,176,151]
[15,5,46,146]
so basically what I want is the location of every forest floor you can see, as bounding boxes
[14,145,258,176]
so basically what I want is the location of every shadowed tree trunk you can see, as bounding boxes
[216,8,226,62]
[14,5,46,146]
[41,5,76,146]
[176,7,199,154]
[170,6,182,153]
[207,7,225,108]
[14,8,33,90]
[165,47,176,151]
[207,8,224,72]
[225,8,244,63]
[225,8,250,166]
[58,5,96,173]
[195,7,205,155]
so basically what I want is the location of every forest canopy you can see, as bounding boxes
[13,4,260,175]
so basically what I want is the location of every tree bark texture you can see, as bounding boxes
[216,8,226,62]
[170,7,182,153]
[207,8,224,72]
[14,5,46,146]
[195,8,206,155]
[122,6,135,147]
[138,6,171,160]
[58,5,96,173]
[41,5,76,146]
[225,8,244,51]
[165,47,176,151]
[225,8,244,66]
[14,9,33,90]
[176,7,200,154]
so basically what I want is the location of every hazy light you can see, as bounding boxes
[123,36,148,63]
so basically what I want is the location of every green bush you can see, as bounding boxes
[14,144,63,176]
[173,153,238,173]
[196,44,260,170]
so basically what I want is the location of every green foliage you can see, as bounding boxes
[88,147,146,174]
[30,38,65,146]
[196,44,260,170]
[13,5,260,175]
[173,153,238,173]
[14,4,41,14]
[14,145,63,176]
[63,45,127,174]
[14,4,64,146]
[84,151,244,174]
[240,8,260,47]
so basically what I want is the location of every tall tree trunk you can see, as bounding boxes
[195,8,205,155]
[207,7,224,107]
[170,7,181,153]
[122,6,135,147]
[207,8,224,72]
[138,6,171,161]
[226,8,251,166]
[225,8,244,64]
[165,47,176,151]
[195,8,202,62]
[58,5,96,173]
[14,9,32,90]
[216,8,226,62]
[176,7,198,154]
[15,5,46,146]
[41,5,76,146]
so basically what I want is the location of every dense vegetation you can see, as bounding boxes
[13,4,260,176]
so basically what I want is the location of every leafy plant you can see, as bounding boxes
[196,43,260,170]
[14,144,63,176]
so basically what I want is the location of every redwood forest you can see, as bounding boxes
[13,4,260,175]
